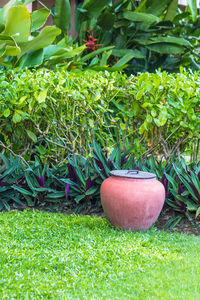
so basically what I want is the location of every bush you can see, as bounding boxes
[0,68,200,162]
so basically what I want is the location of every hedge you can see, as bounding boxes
[0,68,200,163]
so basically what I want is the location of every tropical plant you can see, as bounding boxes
[71,0,200,72]
[0,1,117,70]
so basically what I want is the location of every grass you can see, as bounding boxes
[0,210,199,299]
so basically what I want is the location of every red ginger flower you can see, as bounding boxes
[84,29,102,52]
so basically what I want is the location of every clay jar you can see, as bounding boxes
[100,170,165,231]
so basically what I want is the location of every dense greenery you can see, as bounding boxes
[1,0,200,72]
[0,210,200,298]
[1,143,200,225]
[0,2,115,70]
[0,68,199,162]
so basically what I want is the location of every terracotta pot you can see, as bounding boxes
[100,170,165,231]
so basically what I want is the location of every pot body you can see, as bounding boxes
[100,176,165,231]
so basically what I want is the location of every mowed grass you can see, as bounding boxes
[0,210,200,299]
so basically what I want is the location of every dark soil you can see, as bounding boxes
[39,203,200,236]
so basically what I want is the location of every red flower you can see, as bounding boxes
[84,30,102,52]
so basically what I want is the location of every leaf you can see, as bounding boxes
[81,46,114,62]
[45,191,65,198]
[113,52,135,68]
[12,112,21,123]
[31,8,50,32]
[121,11,159,24]
[0,0,25,23]
[1,199,10,211]
[147,43,184,54]
[100,50,112,66]
[165,0,178,21]
[97,11,115,30]
[75,194,85,203]
[146,0,171,16]
[112,49,145,59]
[0,45,21,63]
[18,49,44,68]
[26,130,37,143]
[3,108,10,117]
[35,89,48,103]
[12,185,33,196]
[187,0,197,22]
[82,0,111,19]
[164,215,182,230]
[3,6,31,43]
[85,185,98,196]
[19,26,61,58]
[54,0,71,33]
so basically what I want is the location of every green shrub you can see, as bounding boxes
[0,68,200,162]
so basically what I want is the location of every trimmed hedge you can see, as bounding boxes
[0,68,200,162]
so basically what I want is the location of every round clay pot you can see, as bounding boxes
[100,170,165,231]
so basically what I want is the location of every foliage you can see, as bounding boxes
[1,211,200,299]
[0,4,61,68]
[1,141,200,226]
[2,0,200,72]
[0,68,200,162]
[73,0,200,72]
[0,153,68,210]
[0,2,116,70]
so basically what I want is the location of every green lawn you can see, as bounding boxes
[0,210,199,299]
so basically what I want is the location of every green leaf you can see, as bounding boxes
[45,191,65,199]
[31,8,50,32]
[97,11,115,30]
[75,194,85,203]
[18,49,44,68]
[26,130,37,143]
[85,186,98,196]
[147,43,184,54]
[3,108,10,117]
[19,26,61,58]
[54,0,71,33]
[82,0,111,19]
[3,6,31,43]
[1,199,10,211]
[0,23,5,33]
[121,11,159,24]
[12,112,22,123]
[112,49,145,59]
[81,46,114,62]
[146,0,171,16]
[165,0,178,21]
[0,45,21,63]
[35,89,48,103]
[100,50,112,66]
[187,0,197,22]
[12,185,33,196]
[0,0,24,23]
[113,52,136,68]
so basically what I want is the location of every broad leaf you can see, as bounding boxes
[82,0,111,19]
[54,0,71,33]
[31,8,50,32]
[19,26,61,58]
[122,11,159,24]
[165,0,178,21]
[18,49,44,68]
[3,6,31,43]
[187,0,197,22]
[113,52,136,68]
